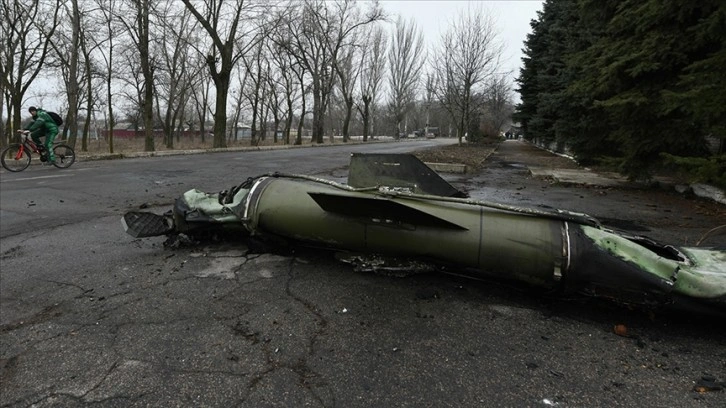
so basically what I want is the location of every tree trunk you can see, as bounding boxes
[107,75,115,153]
[362,97,371,142]
[137,0,155,152]
[250,89,259,146]
[296,93,306,146]
[83,41,93,150]
[212,77,229,148]
[260,96,269,143]
[68,0,81,149]
[284,96,294,145]
[273,112,280,144]
[312,81,325,143]
[342,96,353,142]
[106,24,115,154]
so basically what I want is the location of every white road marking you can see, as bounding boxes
[0,173,72,183]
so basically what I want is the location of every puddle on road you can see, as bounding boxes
[500,162,528,169]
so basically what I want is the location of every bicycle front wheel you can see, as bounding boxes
[1,144,31,172]
[52,144,76,169]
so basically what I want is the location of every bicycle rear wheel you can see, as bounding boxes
[52,144,76,169]
[1,144,31,172]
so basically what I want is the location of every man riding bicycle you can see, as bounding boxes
[23,106,58,163]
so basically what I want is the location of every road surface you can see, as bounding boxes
[1,139,724,407]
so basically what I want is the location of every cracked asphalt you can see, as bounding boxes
[1,140,725,407]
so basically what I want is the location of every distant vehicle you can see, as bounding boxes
[425,127,439,138]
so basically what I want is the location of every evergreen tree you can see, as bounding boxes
[555,0,615,162]
[666,0,726,151]
[574,0,714,177]
[517,0,724,180]
[516,0,585,151]
[515,1,555,144]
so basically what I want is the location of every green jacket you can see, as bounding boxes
[26,109,59,138]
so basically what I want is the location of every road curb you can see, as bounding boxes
[424,162,467,173]
[75,137,398,162]
[527,141,725,206]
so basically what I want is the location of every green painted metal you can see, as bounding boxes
[582,226,679,282]
[677,248,726,298]
[245,177,566,288]
[121,154,726,316]
[582,226,726,300]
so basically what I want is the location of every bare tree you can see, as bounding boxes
[480,73,513,138]
[327,86,344,140]
[52,0,105,150]
[228,64,250,142]
[154,2,198,148]
[189,61,214,143]
[117,40,145,129]
[292,60,308,145]
[78,23,104,151]
[356,25,386,141]
[50,0,82,147]
[87,0,121,153]
[269,4,308,145]
[241,38,268,146]
[423,73,434,136]
[0,0,61,146]
[181,0,267,148]
[280,0,383,144]
[333,44,360,142]
[431,7,503,144]
[118,0,156,151]
[269,38,301,145]
[387,17,424,139]
[279,0,331,144]
[266,66,284,144]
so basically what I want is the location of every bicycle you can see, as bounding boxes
[1,131,76,172]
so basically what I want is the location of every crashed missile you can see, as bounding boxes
[122,153,726,317]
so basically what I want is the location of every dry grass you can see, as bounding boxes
[75,135,312,154]
[413,142,499,172]
[75,135,502,175]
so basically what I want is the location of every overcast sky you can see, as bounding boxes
[22,1,544,114]
[379,0,544,81]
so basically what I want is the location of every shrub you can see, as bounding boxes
[661,153,726,189]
